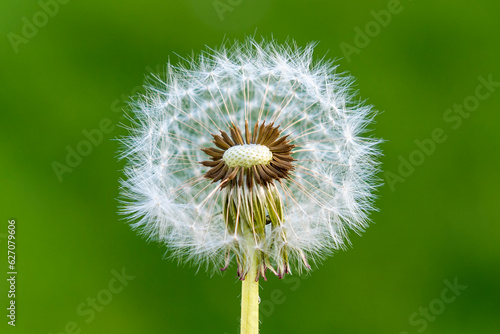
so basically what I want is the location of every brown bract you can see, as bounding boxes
[200,121,296,188]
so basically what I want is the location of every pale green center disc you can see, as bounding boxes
[223,144,273,168]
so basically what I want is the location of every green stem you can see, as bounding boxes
[240,259,259,334]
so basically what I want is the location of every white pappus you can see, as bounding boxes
[119,37,382,281]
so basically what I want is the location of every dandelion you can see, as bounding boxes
[119,37,381,333]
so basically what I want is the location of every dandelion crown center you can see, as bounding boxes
[200,122,296,188]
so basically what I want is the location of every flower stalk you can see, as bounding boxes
[240,255,259,334]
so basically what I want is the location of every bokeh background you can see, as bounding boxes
[1,0,499,333]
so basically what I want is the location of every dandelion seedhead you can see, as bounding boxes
[119,37,381,281]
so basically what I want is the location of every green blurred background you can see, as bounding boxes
[1,0,499,333]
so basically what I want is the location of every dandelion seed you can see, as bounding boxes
[119,37,382,334]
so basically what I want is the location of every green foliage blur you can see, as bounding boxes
[1,0,499,333]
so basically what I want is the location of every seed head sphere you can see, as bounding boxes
[119,38,382,280]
